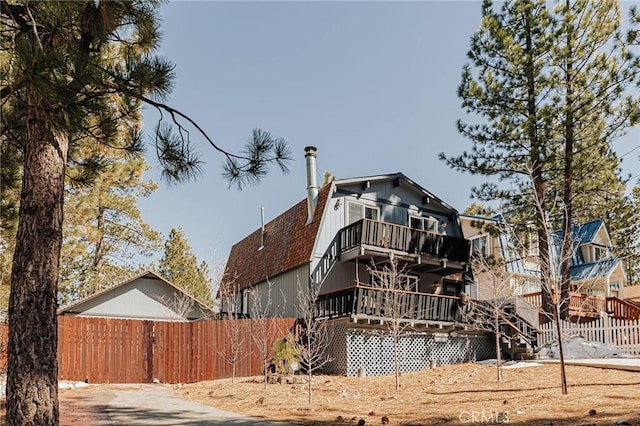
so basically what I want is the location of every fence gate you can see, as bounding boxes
[57,316,155,383]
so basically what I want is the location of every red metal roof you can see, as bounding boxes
[224,185,331,290]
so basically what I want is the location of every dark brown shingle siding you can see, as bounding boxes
[224,185,331,290]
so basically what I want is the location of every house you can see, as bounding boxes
[625,285,640,304]
[460,215,639,321]
[58,270,215,321]
[224,147,527,376]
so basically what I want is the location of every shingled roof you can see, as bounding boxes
[224,184,331,290]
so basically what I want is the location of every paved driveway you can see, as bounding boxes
[60,384,295,425]
[537,357,640,372]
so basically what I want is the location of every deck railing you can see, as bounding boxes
[499,311,539,346]
[520,291,640,320]
[521,291,603,316]
[340,219,470,263]
[315,285,463,323]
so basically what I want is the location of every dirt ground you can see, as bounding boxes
[3,362,640,425]
[173,362,640,425]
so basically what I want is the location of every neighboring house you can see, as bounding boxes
[460,215,639,320]
[625,285,640,303]
[58,270,215,321]
[224,147,519,376]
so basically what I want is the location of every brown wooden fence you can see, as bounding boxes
[0,316,296,384]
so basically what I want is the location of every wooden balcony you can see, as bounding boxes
[315,285,463,325]
[339,219,470,269]
[520,292,640,320]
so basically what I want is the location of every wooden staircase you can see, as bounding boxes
[607,297,640,320]
[625,299,640,310]
[498,308,539,360]
[467,298,539,360]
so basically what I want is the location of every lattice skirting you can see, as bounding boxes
[321,320,496,376]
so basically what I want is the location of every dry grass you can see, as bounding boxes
[174,363,640,425]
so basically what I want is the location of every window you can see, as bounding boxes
[347,201,379,225]
[470,234,489,256]
[242,289,250,315]
[369,270,418,291]
[525,231,539,256]
[409,215,438,233]
[513,277,541,295]
[594,246,607,261]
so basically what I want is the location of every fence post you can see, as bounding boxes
[603,315,611,347]
[142,320,154,383]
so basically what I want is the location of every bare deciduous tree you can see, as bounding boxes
[459,252,523,382]
[497,172,600,395]
[368,257,424,391]
[296,277,332,404]
[155,291,195,320]
[249,280,281,390]
[217,278,248,383]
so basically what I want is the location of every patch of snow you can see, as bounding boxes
[475,359,543,369]
[475,359,499,365]
[502,362,543,369]
[536,336,636,360]
[58,380,88,389]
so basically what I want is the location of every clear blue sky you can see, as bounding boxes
[138,1,639,270]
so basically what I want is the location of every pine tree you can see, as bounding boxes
[615,186,640,285]
[158,228,213,306]
[0,142,21,293]
[440,0,559,315]
[463,202,494,217]
[548,0,639,318]
[59,148,161,305]
[1,2,290,423]
[442,0,640,316]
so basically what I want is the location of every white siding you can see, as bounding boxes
[311,179,463,295]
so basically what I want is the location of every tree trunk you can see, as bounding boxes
[524,6,553,322]
[92,207,106,269]
[538,227,554,322]
[307,339,313,404]
[264,362,268,391]
[553,303,568,394]
[308,368,312,405]
[494,314,502,382]
[394,333,400,391]
[7,88,68,425]
[560,0,574,321]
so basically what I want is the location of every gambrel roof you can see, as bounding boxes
[333,172,457,214]
[224,184,331,291]
[224,172,463,291]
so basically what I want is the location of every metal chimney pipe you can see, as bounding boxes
[259,207,265,250]
[305,146,318,224]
